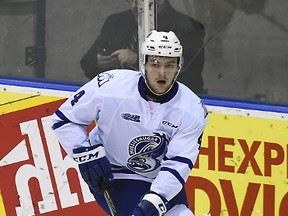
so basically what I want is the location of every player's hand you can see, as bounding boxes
[130,191,170,216]
[111,49,137,66]
[73,144,114,193]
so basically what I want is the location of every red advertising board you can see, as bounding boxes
[0,100,106,215]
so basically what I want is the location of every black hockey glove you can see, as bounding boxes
[73,144,114,193]
[130,191,170,216]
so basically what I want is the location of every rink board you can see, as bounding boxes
[0,83,287,216]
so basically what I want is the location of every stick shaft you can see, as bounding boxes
[104,189,117,216]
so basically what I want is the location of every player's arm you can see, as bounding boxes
[50,74,107,154]
[152,101,207,199]
[50,78,113,193]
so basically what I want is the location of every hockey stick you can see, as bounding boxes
[103,189,117,216]
[101,180,117,216]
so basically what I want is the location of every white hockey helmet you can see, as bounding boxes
[140,30,183,77]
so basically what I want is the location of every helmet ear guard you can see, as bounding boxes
[140,30,183,77]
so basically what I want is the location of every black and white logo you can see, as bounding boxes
[127,133,168,173]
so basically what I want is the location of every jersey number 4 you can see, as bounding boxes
[71,90,85,106]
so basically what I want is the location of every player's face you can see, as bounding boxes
[145,56,178,94]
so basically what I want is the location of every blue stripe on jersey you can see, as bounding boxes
[163,156,193,169]
[160,167,185,186]
[170,156,193,169]
[52,110,71,130]
[111,164,136,175]
[112,169,135,175]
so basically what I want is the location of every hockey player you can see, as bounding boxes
[51,30,208,216]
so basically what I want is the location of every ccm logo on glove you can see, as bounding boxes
[73,145,106,164]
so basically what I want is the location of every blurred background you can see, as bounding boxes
[0,0,287,105]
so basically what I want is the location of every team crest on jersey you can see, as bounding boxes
[127,133,169,174]
[97,72,114,87]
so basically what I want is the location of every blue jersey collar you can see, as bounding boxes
[138,77,178,104]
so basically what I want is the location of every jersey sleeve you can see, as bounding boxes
[151,100,208,201]
[50,77,104,157]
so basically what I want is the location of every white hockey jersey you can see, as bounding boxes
[51,69,208,201]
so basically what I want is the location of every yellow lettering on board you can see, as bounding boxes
[0,190,6,216]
